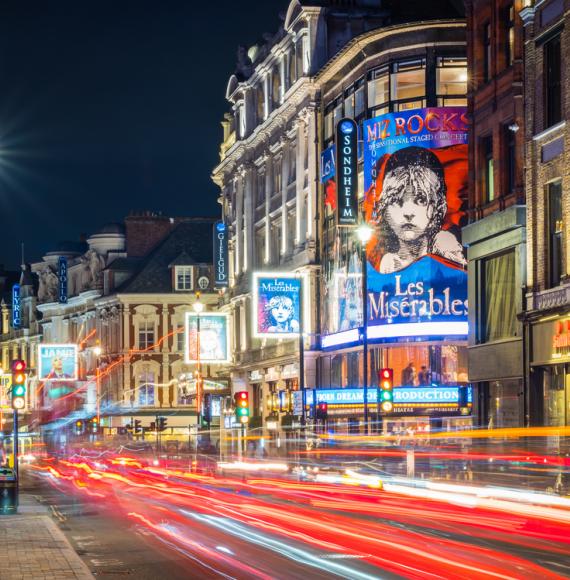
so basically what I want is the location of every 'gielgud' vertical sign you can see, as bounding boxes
[335,118,358,226]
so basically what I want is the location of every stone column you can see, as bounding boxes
[280,138,290,256]
[243,164,254,273]
[235,175,243,276]
[295,116,307,248]
[306,107,317,244]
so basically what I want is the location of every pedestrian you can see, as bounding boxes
[401,362,417,386]
[418,365,431,386]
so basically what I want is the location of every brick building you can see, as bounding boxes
[521,0,570,426]
[462,0,527,427]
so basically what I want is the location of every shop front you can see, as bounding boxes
[530,315,570,426]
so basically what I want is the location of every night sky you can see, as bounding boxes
[0,0,290,268]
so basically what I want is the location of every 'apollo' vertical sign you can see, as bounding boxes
[214,221,229,287]
[335,118,358,226]
[58,256,68,304]
[12,284,21,328]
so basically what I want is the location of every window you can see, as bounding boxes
[333,98,343,130]
[505,4,515,67]
[176,326,185,352]
[175,266,193,291]
[545,35,562,128]
[483,22,492,82]
[138,319,155,350]
[137,369,155,406]
[548,181,563,288]
[504,124,516,194]
[288,146,296,185]
[391,59,426,110]
[344,87,355,119]
[295,38,304,78]
[255,229,265,266]
[481,250,517,342]
[288,49,297,86]
[354,79,366,118]
[482,135,495,202]
[256,84,264,124]
[324,106,334,143]
[256,171,265,207]
[436,57,467,106]
[368,66,389,113]
[272,66,281,109]
[272,158,282,194]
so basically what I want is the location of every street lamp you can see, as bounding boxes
[356,223,373,435]
[192,296,204,428]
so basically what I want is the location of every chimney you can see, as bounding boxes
[124,211,178,258]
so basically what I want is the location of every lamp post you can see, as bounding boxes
[192,296,204,429]
[93,343,102,426]
[356,223,373,435]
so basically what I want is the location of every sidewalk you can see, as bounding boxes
[0,493,93,580]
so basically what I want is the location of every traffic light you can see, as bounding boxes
[91,418,99,434]
[379,368,394,413]
[316,402,328,421]
[157,417,168,432]
[11,359,26,411]
[234,391,249,423]
[134,419,142,434]
[75,420,84,435]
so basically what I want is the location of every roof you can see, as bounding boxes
[168,251,196,268]
[116,220,215,294]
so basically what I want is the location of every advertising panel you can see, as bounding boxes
[185,313,230,363]
[58,256,68,303]
[253,273,307,339]
[363,107,469,339]
[12,284,21,329]
[335,118,358,225]
[213,221,229,287]
[38,344,78,381]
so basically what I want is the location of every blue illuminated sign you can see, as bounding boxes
[301,386,472,407]
[12,284,21,328]
[214,221,228,287]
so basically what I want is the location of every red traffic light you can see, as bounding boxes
[12,360,26,372]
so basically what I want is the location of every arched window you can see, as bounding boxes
[272,66,281,109]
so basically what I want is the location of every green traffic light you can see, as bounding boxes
[381,391,392,401]
[12,384,25,397]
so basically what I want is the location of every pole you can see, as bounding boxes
[13,409,18,482]
[96,358,100,425]
[299,275,305,426]
[196,314,202,428]
[362,240,369,435]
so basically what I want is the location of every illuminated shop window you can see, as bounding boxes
[436,57,467,106]
[391,59,426,110]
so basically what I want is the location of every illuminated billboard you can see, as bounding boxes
[363,107,468,339]
[185,313,230,364]
[38,344,78,381]
[253,272,309,339]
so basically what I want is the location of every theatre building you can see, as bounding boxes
[521,0,570,426]
[317,7,471,431]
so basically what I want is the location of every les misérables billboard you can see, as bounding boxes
[362,107,469,339]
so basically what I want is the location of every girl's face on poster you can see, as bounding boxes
[382,165,439,243]
[271,298,293,323]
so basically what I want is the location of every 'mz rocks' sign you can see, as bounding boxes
[335,118,358,226]
[214,221,229,287]
[363,108,469,339]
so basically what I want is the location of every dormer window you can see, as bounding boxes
[175,266,193,291]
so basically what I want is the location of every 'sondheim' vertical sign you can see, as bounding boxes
[335,118,358,226]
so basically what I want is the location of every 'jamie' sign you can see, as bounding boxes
[58,257,68,304]
[214,221,228,287]
[335,118,358,226]
[12,284,21,328]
